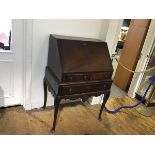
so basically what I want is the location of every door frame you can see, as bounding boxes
[106,19,123,57]
[22,19,33,110]
[128,19,155,97]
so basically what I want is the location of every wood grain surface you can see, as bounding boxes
[0,96,155,135]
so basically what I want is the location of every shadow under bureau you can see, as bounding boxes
[43,34,113,132]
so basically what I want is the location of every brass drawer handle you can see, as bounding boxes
[83,42,87,46]
[68,88,72,93]
[105,75,108,78]
[84,75,88,80]
[68,76,73,81]
[87,86,91,90]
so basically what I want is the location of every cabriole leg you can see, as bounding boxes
[43,78,47,108]
[51,98,60,132]
[98,91,110,120]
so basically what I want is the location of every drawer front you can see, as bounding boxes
[62,74,90,82]
[90,72,112,81]
[59,81,112,96]
[62,72,112,82]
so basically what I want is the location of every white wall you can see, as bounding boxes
[30,19,110,109]
[99,19,109,41]
[106,19,123,57]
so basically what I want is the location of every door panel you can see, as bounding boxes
[128,20,155,97]
[113,19,151,91]
[0,60,13,97]
[0,20,23,107]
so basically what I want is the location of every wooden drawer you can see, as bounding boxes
[89,72,112,81]
[62,72,112,82]
[59,81,112,96]
[62,73,89,82]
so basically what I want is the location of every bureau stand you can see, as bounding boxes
[43,34,113,132]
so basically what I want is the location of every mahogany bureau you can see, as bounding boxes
[43,34,113,132]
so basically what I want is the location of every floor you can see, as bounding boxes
[110,83,127,98]
[0,96,155,135]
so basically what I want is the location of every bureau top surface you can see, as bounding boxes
[51,35,113,73]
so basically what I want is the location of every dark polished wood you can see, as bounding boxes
[44,34,113,131]
[51,98,60,132]
[43,78,47,109]
[98,91,110,120]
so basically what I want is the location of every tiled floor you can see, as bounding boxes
[110,83,127,98]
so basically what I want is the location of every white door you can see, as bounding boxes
[0,19,23,107]
[128,19,155,97]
